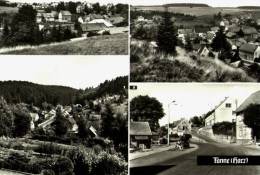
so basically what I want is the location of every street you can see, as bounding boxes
[130,134,260,175]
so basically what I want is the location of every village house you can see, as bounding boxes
[239,43,260,62]
[241,26,258,41]
[205,97,237,127]
[59,10,72,22]
[36,10,58,23]
[235,91,260,144]
[169,118,191,136]
[197,45,210,57]
[130,121,152,149]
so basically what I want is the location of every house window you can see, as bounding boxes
[226,103,231,108]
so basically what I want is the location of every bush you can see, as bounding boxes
[65,147,127,175]
[87,32,99,37]
[52,157,74,175]
[91,151,127,175]
[102,30,110,35]
[180,134,192,148]
[34,142,63,155]
[41,169,56,175]
[212,122,235,136]
[208,51,215,58]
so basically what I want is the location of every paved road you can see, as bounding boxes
[131,135,260,175]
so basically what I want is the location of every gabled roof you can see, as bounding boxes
[205,97,228,120]
[240,43,257,54]
[236,91,260,113]
[198,45,208,55]
[130,121,152,136]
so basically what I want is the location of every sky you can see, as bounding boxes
[7,0,128,5]
[0,56,128,89]
[130,0,260,7]
[129,83,260,126]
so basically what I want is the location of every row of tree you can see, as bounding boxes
[1,5,77,47]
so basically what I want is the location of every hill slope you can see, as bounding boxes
[0,76,128,107]
[0,81,77,106]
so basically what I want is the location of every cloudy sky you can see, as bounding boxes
[0,56,128,89]
[7,0,128,5]
[130,83,260,126]
[130,0,260,7]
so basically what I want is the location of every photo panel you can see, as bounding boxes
[0,55,129,174]
[130,82,260,175]
[130,0,260,82]
[0,0,129,55]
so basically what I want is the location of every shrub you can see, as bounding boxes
[102,30,110,35]
[208,51,215,58]
[91,151,127,175]
[34,142,71,155]
[52,157,74,175]
[41,169,56,175]
[65,147,127,175]
[212,122,235,136]
[87,32,99,37]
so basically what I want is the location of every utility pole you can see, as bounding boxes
[168,100,177,146]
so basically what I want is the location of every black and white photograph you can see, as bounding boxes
[130,0,260,82]
[0,0,129,55]
[0,56,128,175]
[130,83,260,175]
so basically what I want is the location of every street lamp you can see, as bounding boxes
[168,100,177,145]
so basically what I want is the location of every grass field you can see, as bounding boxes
[2,33,128,55]
[0,6,18,14]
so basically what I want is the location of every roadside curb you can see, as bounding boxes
[130,143,199,161]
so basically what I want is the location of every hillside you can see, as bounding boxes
[1,33,128,55]
[130,40,255,82]
[238,6,260,9]
[0,81,77,106]
[77,76,128,103]
[0,76,128,107]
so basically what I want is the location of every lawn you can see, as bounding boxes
[1,33,128,55]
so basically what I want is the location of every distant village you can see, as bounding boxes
[0,1,128,47]
[133,11,260,65]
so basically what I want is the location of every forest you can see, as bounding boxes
[0,76,128,107]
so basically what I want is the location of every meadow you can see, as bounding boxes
[1,33,129,55]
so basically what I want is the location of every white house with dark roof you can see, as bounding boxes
[59,10,72,22]
[205,97,237,127]
[197,45,210,57]
[170,118,191,136]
